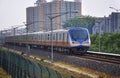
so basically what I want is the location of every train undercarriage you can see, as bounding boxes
[5,42,89,55]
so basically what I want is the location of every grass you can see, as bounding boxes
[31,55,119,78]
[0,67,12,78]
[31,56,93,78]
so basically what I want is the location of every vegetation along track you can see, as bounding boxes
[76,51,120,64]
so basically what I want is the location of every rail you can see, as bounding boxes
[78,51,120,64]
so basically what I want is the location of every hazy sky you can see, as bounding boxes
[0,0,120,30]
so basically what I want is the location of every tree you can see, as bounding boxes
[63,15,95,34]
[90,32,120,54]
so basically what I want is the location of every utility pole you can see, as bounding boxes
[47,11,78,63]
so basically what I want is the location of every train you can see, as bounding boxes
[5,27,91,54]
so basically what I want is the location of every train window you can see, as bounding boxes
[32,34,33,40]
[20,36,22,40]
[45,34,47,40]
[28,35,30,40]
[42,34,43,40]
[24,35,26,40]
[41,34,42,40]
[42,34,44,40]
[26,34,28,40]
[38,34,40,40]
[32,34,35,40]
[54,33,56,41]
[44,34,46,40]
[67,33,69,42]
[34,34,36,40]
[16,36,17,40]
[56,33,57,41]
[29,35,31,40]
[61,33,63,41]
[46,34,48,40]
[49,34,51,40]
[48,34,49,40]
[60,33,63,41]
[37,34,39,40]
[24,35,25,40]
[35,34,37,39]
[23,35,25,40]
[64,33,66,41]
[63,33,65,41]
[38,34,39,40]
[23,35,24,40]
[58,33,59,40]
[29,34,32,40]
[36,34,38,40]
[22,35,24,40]
[44,34,45,40]
[59,33,61,40]
[40,34,42,40]
[21,35,23,40]
[53,34,55,40]
[40,34,41,40]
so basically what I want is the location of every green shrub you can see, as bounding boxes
[90,32,120,54]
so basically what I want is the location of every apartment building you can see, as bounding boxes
[92,12,120,34]
[26,0,81,32]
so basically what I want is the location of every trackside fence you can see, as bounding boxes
[0,49,73,78]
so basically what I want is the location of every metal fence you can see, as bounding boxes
[0,49,73,78]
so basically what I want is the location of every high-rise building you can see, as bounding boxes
[26,0,81,32]
[92,18,105,34]
[26,7,38,32]
[109,12,120,32]
[92,12,120,34]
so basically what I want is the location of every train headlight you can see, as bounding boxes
[72,42,80,44]
[82,41,91,45]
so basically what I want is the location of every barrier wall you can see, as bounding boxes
[0,49,73,78]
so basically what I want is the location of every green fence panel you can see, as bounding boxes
[55,71,63,78]
[0,49,73,78]
[46,67,59,78]
[32,62,42,78]
[38,64,50,78]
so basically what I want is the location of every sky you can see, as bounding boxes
[0,0,120,30]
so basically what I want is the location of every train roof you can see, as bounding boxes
[6,27,88,37]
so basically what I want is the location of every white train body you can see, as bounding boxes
[5,28,91,54]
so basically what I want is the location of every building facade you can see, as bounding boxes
[92,12,120,34]
[26,7,38,33]
[26,0,81,32]
[109,12,120,32]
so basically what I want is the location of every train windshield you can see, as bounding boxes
[70,29,88,41]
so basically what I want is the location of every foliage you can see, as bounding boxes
[0,68,12,78]
[63,15,95,34]
[90,32,120,54]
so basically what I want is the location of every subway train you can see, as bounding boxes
[5,27,91,54]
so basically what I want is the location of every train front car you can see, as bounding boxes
[68,28,91,54]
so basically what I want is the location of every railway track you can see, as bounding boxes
[77,51,120,64]
[3,44,120,64]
